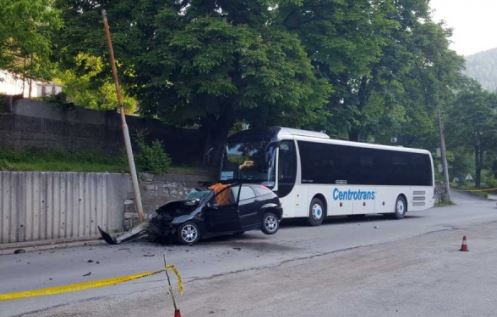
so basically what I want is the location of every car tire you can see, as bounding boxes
[308,197,326,226]
[391,196,407,219]
[261,212,279,235]
[177,222,201,245]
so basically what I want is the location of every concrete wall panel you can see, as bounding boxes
[0,171,130,244]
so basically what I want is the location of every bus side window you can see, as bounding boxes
[278,140,297,197]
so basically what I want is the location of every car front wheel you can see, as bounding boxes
[177,222,201,245]
[261,212,279,235]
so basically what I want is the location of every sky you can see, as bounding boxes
[430,0,497,56]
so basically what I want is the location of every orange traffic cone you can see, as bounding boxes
[460,235,468,252]
[174,309,182,317]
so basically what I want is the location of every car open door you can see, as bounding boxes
[238,185,260,230]
[204,185,242,233]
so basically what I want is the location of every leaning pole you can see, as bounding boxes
[102,10,145,222]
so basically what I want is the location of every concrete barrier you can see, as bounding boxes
[0,171,130,244]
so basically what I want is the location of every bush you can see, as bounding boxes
[135,134,171,174]
[481,169,497,188]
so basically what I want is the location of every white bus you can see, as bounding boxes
[220,127,435,225]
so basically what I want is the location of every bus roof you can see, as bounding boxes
[228,127,432,156]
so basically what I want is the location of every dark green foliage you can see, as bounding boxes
[447,78,497,187]
[22,0,488,176]
[53,0,331,164]
[135,134,172,174]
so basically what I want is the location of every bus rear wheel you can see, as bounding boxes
[391,196,407,219]
[308,197,326,226]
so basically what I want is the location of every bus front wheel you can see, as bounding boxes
[308,197,326,226]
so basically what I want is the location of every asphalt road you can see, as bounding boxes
[1,191,497,316]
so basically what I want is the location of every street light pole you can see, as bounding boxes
[102,10,145,222]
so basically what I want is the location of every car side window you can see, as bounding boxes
[239,185,256,201]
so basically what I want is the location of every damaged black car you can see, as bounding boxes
[99,183,283,245]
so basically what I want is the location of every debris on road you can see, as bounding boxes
[82,272,92,277]
[13,249,26,254]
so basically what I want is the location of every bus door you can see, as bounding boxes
[277,140,298,217]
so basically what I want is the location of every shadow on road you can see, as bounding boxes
[280,214,425,229]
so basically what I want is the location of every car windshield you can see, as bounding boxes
[186,188,212,201]
[220,141,276,187]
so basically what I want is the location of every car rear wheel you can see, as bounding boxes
[261,212,279,235]
[177,222,200,245]
[308,197,326,226]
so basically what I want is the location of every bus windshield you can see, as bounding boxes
[220,141,276,187]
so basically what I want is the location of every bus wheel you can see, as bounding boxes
[392,196,407,219]
[308,198,326,226]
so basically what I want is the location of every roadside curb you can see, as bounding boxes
[0,238,105,256]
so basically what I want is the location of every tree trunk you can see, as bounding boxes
[201,113,234,168]
[474,142,482,188]
[348,129,360,141]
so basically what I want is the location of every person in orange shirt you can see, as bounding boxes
[209,183,233,205]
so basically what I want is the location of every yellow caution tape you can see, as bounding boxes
[165,264,183,295]
[0,270,163,301]
[0,271,161,301]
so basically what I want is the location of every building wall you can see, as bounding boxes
[0,70,61,98]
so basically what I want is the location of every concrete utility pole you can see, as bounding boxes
[102,10,145,222]
[437,111,451,202]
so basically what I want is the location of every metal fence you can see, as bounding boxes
[0,172,130,244]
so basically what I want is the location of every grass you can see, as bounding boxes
[0,149,209,175]
[0,149,128,173]
[435,200,455,207]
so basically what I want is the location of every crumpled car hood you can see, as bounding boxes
[155,200,199,218]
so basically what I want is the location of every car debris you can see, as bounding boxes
[98,183,282,245]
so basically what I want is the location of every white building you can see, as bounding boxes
[0,70,61,98]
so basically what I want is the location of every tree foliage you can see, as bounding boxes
[447,78,497,187]
[0,0,61,79]
[38,0,491,175]
[56,53,137,112]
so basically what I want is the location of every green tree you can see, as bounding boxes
[447,78,497,188]
[54,0,331,164]
[279,0,399,139]
[56,52,137,112]
[0,0,61,82]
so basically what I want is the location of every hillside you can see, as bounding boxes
[465,48,497,92]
